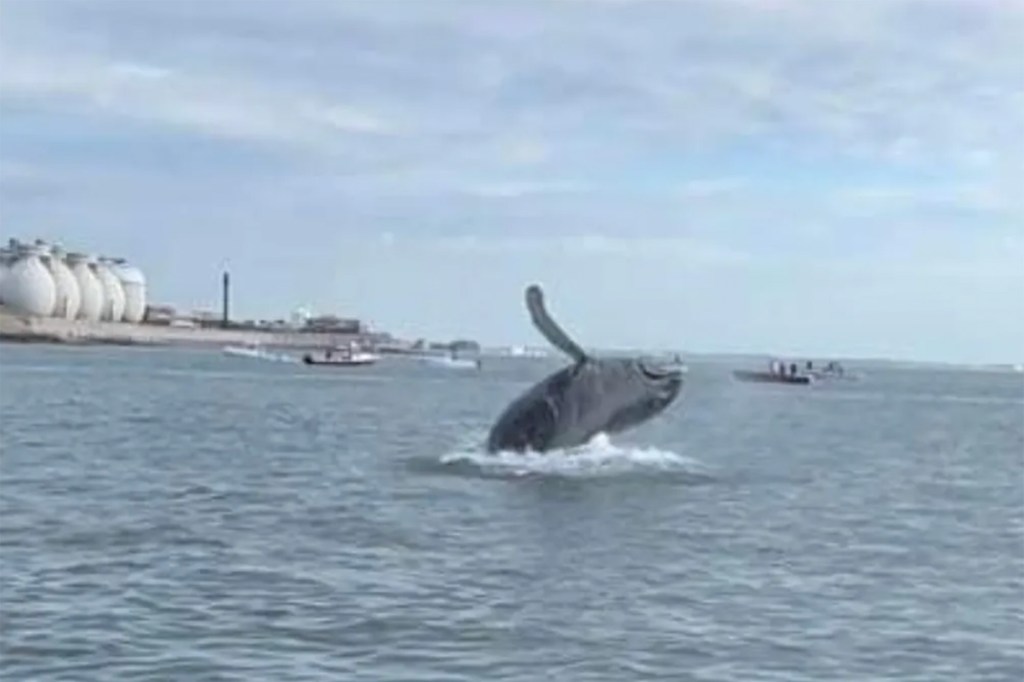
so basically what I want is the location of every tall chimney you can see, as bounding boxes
[221,270,230,328]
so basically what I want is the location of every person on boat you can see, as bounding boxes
[789,362,798,376]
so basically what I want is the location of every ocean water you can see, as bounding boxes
[1,343,1022,681]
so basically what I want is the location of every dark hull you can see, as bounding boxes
[732,370,812,385]
[808,370,860,382]
[302,356,375,367]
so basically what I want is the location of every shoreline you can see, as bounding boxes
[0,310,384,351]
[4,311,1017,373]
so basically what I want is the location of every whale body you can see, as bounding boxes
[486,285,683,453]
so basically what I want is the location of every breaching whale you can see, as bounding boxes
[485,284,683,453]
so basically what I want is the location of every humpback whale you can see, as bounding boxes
[486,284,683,453]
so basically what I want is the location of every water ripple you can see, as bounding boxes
[1,346,1022,681]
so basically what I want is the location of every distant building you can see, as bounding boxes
[303,315,365,334]
[427,339,481,352]
[191,309,220,326]
[235,318,290,330]
[145,306,236,329]
[450,339,481,352]
[143,304,176,325]
[290,306,312,328]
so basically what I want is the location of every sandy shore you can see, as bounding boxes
[0,309,376,350]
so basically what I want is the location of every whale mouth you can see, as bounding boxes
[638,357,681,381]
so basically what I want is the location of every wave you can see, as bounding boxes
[437,432,707,479]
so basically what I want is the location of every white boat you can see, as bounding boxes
[223,342,296,363]
[302,342,380,367]
[506,344,548,358]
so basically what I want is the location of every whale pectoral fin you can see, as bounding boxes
[525,284,588,364]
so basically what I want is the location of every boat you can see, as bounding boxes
[808,368,862,381]
[505,344,548,358]
[733,359,814,385]
[301,342,380,367]
[732,369,813,385]
[223,342,296,363]
[805,360,863,382]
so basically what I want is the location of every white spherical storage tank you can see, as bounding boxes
[42,244,82,320]
[110,258,147,323]
[4,242,57,317]
[0,247,13,304]
[67,253,104,321]
[0,240,24,305]
[93,258,126,321]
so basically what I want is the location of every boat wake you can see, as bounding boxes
[222,345,298,363]
[438,432,708,480]
[415,354,481,370]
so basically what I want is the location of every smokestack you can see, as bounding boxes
[221,270,230,328]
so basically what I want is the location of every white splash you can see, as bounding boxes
[439,432,704,478]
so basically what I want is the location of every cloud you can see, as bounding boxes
[674,178,748,199]
[500,139,550,165]
[833,182,1022,216]
[0,54,399,149]
[464,180,588,198]
[424,233,750,264]
[1,0,1021,362]
[4,0,1020,172]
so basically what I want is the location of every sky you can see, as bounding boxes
[0,0,1021,364]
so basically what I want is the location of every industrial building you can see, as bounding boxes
[0,238,147,323]
[0,237,433,351]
